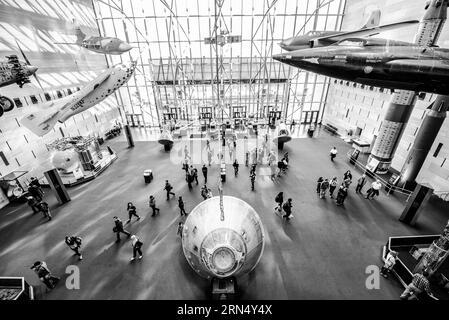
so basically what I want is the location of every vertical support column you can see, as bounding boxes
[368,0,447,174]
[400,95,449,188]
[124,124,134,148]
[399,183,433,226]
[44,169,70,204]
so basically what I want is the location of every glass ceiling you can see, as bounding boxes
[92,0,346,127]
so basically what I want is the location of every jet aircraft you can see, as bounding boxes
[273,38,449,95]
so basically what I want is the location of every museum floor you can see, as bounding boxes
[0,129,448,300]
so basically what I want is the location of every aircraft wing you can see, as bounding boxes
[314,20,419,43]
[21,72,111,136]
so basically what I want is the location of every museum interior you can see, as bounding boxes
[1,0,449,301]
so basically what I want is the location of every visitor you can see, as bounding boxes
[113,216,131,242]
[282,198,293,220]
[178,196,187,216]
[320,178,330,199]
[343,177,352,188]
[233,159,239,176]
[329,177,338,198]
[65,236,83,260]
[330,147,338,161]
[380,251,398,278]
[149,195,160,216]
[177,222,184,238]
[400,271,431,300]
[201,185,211,200]
[316,177,324,194]
[126,202,140,224]
[336,185,348,206]
[274,192,284,213]
[38,201,51,221]
[27,196,40,214]
[343,170,352,181]
[250,171,256,191]
[28,184,43,202]
[164,180,175,200]
[207,148,213,166]
[202,164,208,183]
[130,235,143,261]
[366,179,382,200]
[355,174,367,193]
[192,167,199,185]
[30,261,60,290]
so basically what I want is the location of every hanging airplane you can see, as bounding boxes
[273,37,449,95]
[55,27,133,55]
[20,61,137,136]
[0,42,42,117]
[279,9,419,51]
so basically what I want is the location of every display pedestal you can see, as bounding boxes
[211,277,236,300]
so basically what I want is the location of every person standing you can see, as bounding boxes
[366,180,382,200]
[65,236,83,260]
[320,178,330,199]
[177,222,184,238]
[30,261,60,290]
[329,177,338,198]
[343,170,352,181]
[164,180,175,200]
[336,186,348,206]
[126,202,141,224]
[316,177,324,194]
[330,147,338,161]
[193,167,199,185]
[355,174,367,193]
[274,192,284,213]
[250,171,256,191]
[178,196,187,216]
[233,159,239,176]
[282,199,293,220]
[130,235,143,261]
[400,271,431,300]
[149,195,160,216]
[201,185,211,200]
[381,251,398,278]
[113,216,131,242]
[202,164,208,183]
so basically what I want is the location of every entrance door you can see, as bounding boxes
[302,111,319,124]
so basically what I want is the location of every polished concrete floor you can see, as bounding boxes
[0,130,448,300]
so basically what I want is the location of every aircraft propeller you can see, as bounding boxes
[15,40,44,91]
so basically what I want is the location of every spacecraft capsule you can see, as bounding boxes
[182,196,265,279]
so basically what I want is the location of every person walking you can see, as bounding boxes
[330,147,338,161]
[282,199,293,220]
[164,180,175,200]
[38,201,52,221]
[343,170,352,181]
[274,192,284,213]
[343,177,352,188]
[316,177,324,194]
[202,164,208,183]
[233,159,239,177]
[336,185,348,206]
[178,196,187,216]
[126,202,141,224]
[320,178,330,199]
[130,235,143,261]
[149,195,160,216]
[329,177,338,198]
[65,236,83,260]
[30,261,60,290]
[187,172,193,190]
[250,171,256,191]
[113,216,131,242]
[177,222,184,238]
[366,179,382,200]
[400,271,431,300]
[355,174,367,193]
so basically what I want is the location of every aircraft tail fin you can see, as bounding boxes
[75,27,86,45]
[20,104,61,137]
[361,8,381,29]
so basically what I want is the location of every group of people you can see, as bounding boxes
[274,192,293,220]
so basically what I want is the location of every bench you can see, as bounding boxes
[323,123,338,135]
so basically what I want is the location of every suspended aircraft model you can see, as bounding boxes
[20,61,137,136]
[0,43,42,117]
[273,38,449,95]
[279,9,419,51]
[55,27,133,55]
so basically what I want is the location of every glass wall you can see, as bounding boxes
[92,0,346,127]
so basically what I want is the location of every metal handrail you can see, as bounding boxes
[345,151,413,200]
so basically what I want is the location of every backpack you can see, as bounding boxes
[74,237,82,245]
[282,202,290,212]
